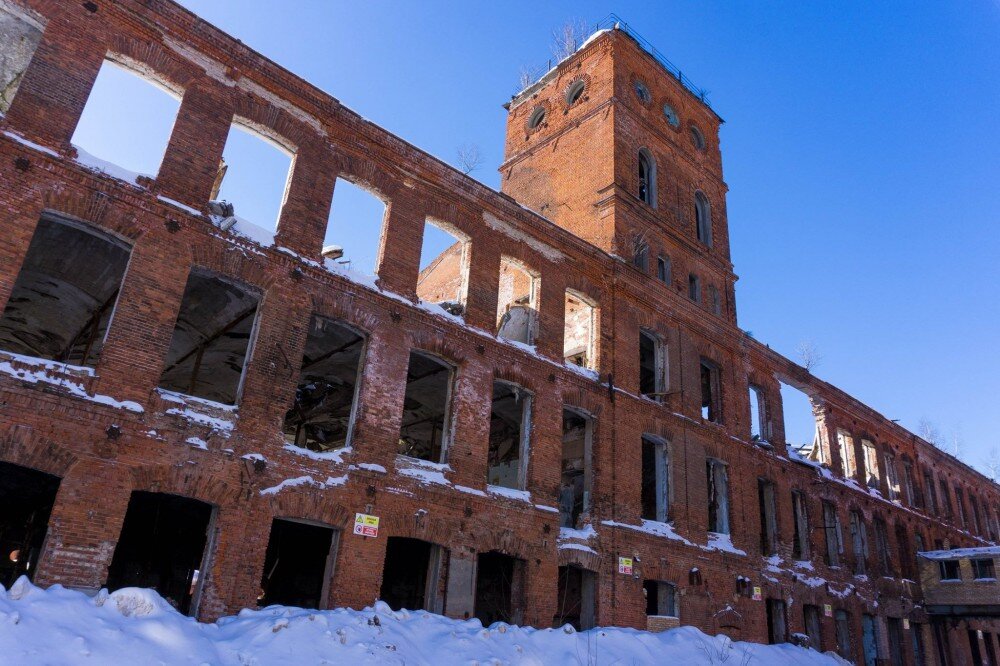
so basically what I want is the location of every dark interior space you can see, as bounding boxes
[639,331,657,396]
[258,518,335,609]
[487,381,528,488]
[0,216,130,367]
[283,315,364,452]
[380,536,436,611]
[475,551,523,626]
[0,462,60,588]
[554,565,595,630]
[106,491,213,615]
[158,268,260,405]
[398,350,452,461]
[560,409,590,529]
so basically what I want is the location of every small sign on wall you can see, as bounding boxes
[353,512,380,537]
[618,557,633,575]
[824,604,833,618]
[903,619,910,630]
[752,586,762,601]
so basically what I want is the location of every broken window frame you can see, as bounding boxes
[883,452,901,502]
[643,580,678,618]
[837,429,856,479]
[972,559,995,580]
[688,273,701,303]
[748,384,769,444]
[0,214,133,369]
[638,149,656,207]
[901,460,916,507]
[563,289,598,370]
[416,218,471,318]
[822,500,843,567]
[495,256,540,346]
[486,380,533,491]
[695,191,712,247]
[923,471,938,514]
[758,478,779,556]
[640,435,670,523]
[861,439,880,489]
[791,490,810,560]
[700,358,722,423]
[706,458,730,535]
[849,509,869,575]
[398,349,456,463]
[938,559,960,581]
[282,314,366,453]
[656,255,671,284]
[559,407,594,529]
[638,330,667,400]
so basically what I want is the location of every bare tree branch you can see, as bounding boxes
[551,19,591,61]
[796,340,822,372]
[982,447,1000,482]
[455,143,484,175]
[917,418,942,448]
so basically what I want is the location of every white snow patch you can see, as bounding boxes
[0,351,143,412]
[919,546,1000,560]
[283,442,351,463]
[486,485,531,502]
[156,195,202,217]
[184,436,208,450]
[707,533,747,556]
[72,144,151,185]
[260,474,348,496]
[3,130,59,157]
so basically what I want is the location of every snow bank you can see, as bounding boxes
[0,578,842,665]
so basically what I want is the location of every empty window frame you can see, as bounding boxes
[938,480,952,518]
[972,559,995,580]
[901,461,916,506]
[496,257,539,346]
[632,239,649,272]
[0,4,42,115]
[938,559,960,581]
[0,461,60,588]
[700,358,722,423]
[758,478,779,556]
[474,551,525,626]
[861,440,880,489]
[748,385,769,443]
[780,382,820,459]
[954,487,967,528]
[837,430,856,479]
[282,315,365,453]
[71,58,182,179]
[380,537,447,613]
[707,458,730,534]
[688,273,701,302]
[873,518,892,576]
[822,500,843,567]
[398,350,454,462]
[791,490,810,560]
[563,290,597,370]
[641,436,669,522]
[258,518,338,610]
[158,269,260,405]
[709,285,722,315]
[560,408,593,529]
[883,452,901,501]
[644,580,677,617]
[894,523,913,579]
[656,255,671,284]
[969,495,982,535]
[106,491,215,616]
[215,121,295,233]
[639,330,667,399]
[804,604,823,652]
[694,191,712,246]
[554,565,596,630]
[487,380,532,490]
[835,610,852,660]
[416,219,470,317]
[849,509,869,575]
[923,471,937,513]
[0,216,130,368]
[638,149,656,206]
[323,177,388,276]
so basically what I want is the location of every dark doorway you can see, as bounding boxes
[380,537,445,612]
[766,598,787,644]
[474,551,523,626]
[554,565,595,630]
[0,462,60,588]
[258,518,337,609]
[106,492,214,615]
[887,617,904,666]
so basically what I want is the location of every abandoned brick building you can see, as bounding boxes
[0,1,997,664]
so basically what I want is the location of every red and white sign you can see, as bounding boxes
[353,512,380,537]
[752,586,763,601]
[618,557,633,575]
[824,604,833,617]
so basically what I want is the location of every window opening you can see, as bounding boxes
[850,509,868,575]
[158,269,260,405]
[563,290,597,369]
[644,580,677,617]
[707,458,730,534]
[758,479,778,556]
[749,385,768,443]
[0,216,131,368]
[554,565,595,630]
[565,80,585,106]
[688,274,701,302]
[380,537,446,613]
[496,257,538,345]
[323,178,388,277]
[791,490,810,559]
[639,331,666,399]
[695,192,712,246]
[416,220,470,317]
[214,121,294,234]
[823,501,843,567]
[638,149,655,206]
[487,381,532,490]
[656,255,671,284]
[641,436,669,522]
[258,518,337,610]
[700,359,721,423]
[767,598,787,644]
[398,350,454,462]
[560,408,593,529]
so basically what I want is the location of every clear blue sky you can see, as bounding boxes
[70,1,1000,475]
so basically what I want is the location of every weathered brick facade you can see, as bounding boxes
[0,2,996,664]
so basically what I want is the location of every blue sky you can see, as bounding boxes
[70,1,1000,475]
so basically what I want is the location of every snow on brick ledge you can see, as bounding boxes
[0,577,845,665]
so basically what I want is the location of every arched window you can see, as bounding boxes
[690,125,706,151]
[565,80,585,106]
[695,191,712,246]
[638,149,656,207]
[527,106,546,130]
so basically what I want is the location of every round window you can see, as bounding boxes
[634,80,651,104]
[528,107,546,130]
[663,104,680,128]
[566,80,585,106]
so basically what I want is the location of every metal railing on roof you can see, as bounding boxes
[518,14,712,109]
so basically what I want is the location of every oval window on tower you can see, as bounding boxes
[565,80,586,106]
[527,106,546,130]
[634,80,651,104]
[663,104,680,128]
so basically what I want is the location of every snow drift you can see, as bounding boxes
[0,577,842,665]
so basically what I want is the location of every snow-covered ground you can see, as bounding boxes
[0,577,844,665]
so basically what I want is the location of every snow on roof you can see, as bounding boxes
[918,546,1000,560]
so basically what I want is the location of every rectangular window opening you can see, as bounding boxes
[656,255,671,284]
[700,358,721,423]
[487,380,532,490]
[563,290,597,370]
[837,430,856,479]
[972,559,995,580]
[758,478,778,556]
[850,509,868,575]
[259,518,338,610]
[496,257,539,345]
[823,501,843,567]
[0,5,43,115]
[688,274,701,302]
[792,490,810,560]
[416,219,469,317]
[643,580,677,618]
[70,58,182,181]
[158,268,260,405]
[707,458,730,535]
[749,385,768,443]
[0,216,131,368]
[861,440,880,489]
[398,350,454,463]
[709,285,722,315]
[641,436,669,522]
[639,330,666,399]
[560,408,593,529]
[323,177,388,277]
[938,559,960,581]
[282,315,365,453]
[780,382,820,459]
[884,452,901,501]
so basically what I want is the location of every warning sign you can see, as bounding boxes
[618,557,633,575]
[752,586,762,601]
[824,604,833,618]
[353,512,380,537]
[903,619,910,630]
